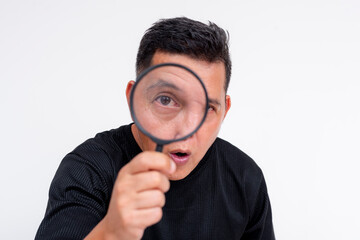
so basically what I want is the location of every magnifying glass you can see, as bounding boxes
[130,63,209,152]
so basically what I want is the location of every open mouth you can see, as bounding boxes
[169,151,190,165]
[175,152,187,157]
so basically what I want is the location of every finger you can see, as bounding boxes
[126,151,176,175]
[132,171,170,193]
[134,190,165,209]
[134,207,163,228]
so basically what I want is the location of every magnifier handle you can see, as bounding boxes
[155,144,163,152]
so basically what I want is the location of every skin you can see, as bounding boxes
[85,51,231,240]
[129,51,231,180]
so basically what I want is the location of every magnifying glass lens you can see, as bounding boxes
[132,64,207,143]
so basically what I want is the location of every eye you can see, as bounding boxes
[208,105,216,112]
[159,96,171,105]
[155,95,178,107]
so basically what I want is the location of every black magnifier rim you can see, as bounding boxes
[130,62,209,146]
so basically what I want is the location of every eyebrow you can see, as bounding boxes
[209,98,221,106]
[145,79,220,106]
[146,79,181,91]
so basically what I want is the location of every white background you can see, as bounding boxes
[1,0,359,239]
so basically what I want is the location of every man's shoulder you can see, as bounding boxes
[74,124,136,153]
[82,124,131,148]
[213,137,264,179]
[64,124,139,172]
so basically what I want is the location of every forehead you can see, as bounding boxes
[151,52,227,102]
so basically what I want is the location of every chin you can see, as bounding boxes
[168,169,189,181]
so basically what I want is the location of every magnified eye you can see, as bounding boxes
[155,95,178,107]
[159,96,171,105]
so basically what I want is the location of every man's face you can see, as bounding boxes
[126,51,231,180]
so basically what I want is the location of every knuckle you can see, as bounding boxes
[150,171,163,185]
[137,155,148,167]
[157,192,166,207]
[163,178,170,192]
[153,207,163,222]
[152,190,164,203]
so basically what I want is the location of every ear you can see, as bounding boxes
[223,95,231,120]
[125,80,135,109]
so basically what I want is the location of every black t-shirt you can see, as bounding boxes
[35,124,275,239]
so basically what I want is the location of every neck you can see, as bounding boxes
[131,124,144,151]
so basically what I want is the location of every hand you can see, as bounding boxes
[85,151,176,240]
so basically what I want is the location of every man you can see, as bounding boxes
[36,17,275,239]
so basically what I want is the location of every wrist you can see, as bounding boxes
[84,218,117,240]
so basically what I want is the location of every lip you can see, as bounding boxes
[169,150,191,165]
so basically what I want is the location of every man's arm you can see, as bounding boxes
[242,174,275,240]
[35,150,112,239]
[35,149,175,240]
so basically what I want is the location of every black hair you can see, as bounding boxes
[136,17,232,93]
